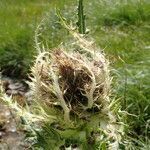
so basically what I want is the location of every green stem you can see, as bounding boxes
[77,0,86,34]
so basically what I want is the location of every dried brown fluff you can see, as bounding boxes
[29,32,111,123]
[0,30,121,148]
[28,34,123,148]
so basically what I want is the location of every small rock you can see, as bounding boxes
[5,120,17,133]
[8,82,24,90]
[1,132,25,150]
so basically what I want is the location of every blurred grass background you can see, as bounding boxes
[0,0,150,148]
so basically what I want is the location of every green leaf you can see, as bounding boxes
[33,125,65,150]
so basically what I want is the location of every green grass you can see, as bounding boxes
[84,0,150,147]
[0,0,150,148]
[0,0,73,77]
[0,0,48,77]
[84,0,150,146]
